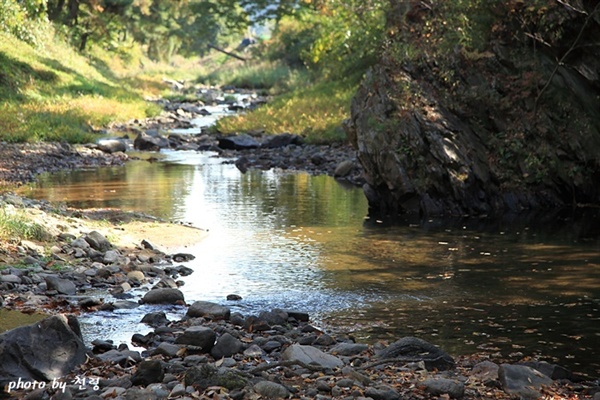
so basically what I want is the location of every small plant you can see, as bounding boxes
[0,207,49,242]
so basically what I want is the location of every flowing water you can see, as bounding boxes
[15,97,600,377]
[19,149,600,377]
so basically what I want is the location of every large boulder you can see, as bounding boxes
[346,2,600,217]
[186,301,230,320]
[45,275,77,295]
[175,326,216,352]
[281,344,344,369]
[261,133,303,149]
[96,138,127,154]
[134,132,170,151]
[210,333,243,359]
[84,231,112,252]
[499,364,553,400]
[376,336,454,371]
[217,134,260,150]
[0,315,87,387]
[141,288,185,305]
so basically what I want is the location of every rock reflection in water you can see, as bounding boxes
[18,150,600,377]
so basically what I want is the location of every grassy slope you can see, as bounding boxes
[0,31,165,143]
[1,26,358,146]
[196,56,359,144]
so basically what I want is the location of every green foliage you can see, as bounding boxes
[266,0,387,78]
[0,207,49,242]
[0,29,163,144]
[0,51,58,100]
[216,77,357,143]
[198,60,308,94]
[0,0,51,46]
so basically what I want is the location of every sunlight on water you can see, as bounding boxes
[19,149,600,377]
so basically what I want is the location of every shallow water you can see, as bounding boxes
[19,150,600,377]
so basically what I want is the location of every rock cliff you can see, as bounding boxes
[347,1,600,218]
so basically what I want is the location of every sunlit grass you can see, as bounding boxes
[0,30,166,144]
[216,78,357,143]
[196,59,309,95]
[0,207,49,242]
[0,98,161,143]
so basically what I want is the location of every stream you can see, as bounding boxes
[17,99,600,378]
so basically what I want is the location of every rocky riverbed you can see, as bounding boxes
[1,88,599,399]
[0,194,598,399]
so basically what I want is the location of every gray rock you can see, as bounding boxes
[471,360,499,386]
[336,378,355,388]
[141,311,169,327]
[96,349,128,364]
[20,240,45,255]
[334,160,354,177]
[184,364,247,390]
[45,275,77,295]
[141,288,184,304]
[520,361,572,380]
[422,378,465,398]
[71,237,91,250]
[211,333,243,359]
[281,344,344,369]
[0,275,21,284]
[282,309,309,322]
[0,315,87,387]
[259,309,288,326]
[97,138,127,154]
[261,133,303,148]
[175,326,216,352]
[341,366,372,386]
[187,300,230,320]
[376,336,454,371]
[152,342,181,358]
[103,250,120,264]
[169,383,186,398]
[127,270,145,283]
[364,385,400,400]
[134,132,170,151]
[499,363,553,400]
[253,380,290,399]
[131,360,164,386]
[314,333,336,346]
[84,231,112,252]
[243,344,265,358]
[112,300,138,309]
[330,342,369,356]
[218,134,260,150]
[262,340,282,352]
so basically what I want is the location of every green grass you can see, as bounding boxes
[196,58,311,95]
[0,30,165,144]
[216,77,358,143]
[0,207,49,242]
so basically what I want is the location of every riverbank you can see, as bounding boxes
[1,92,598,399]
[0,195,598,398]
[0,195,597,399]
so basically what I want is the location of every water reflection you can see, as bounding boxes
[19,151,600,377]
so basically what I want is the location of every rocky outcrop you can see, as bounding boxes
[347,1,600,218]
[0,315,87,386]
